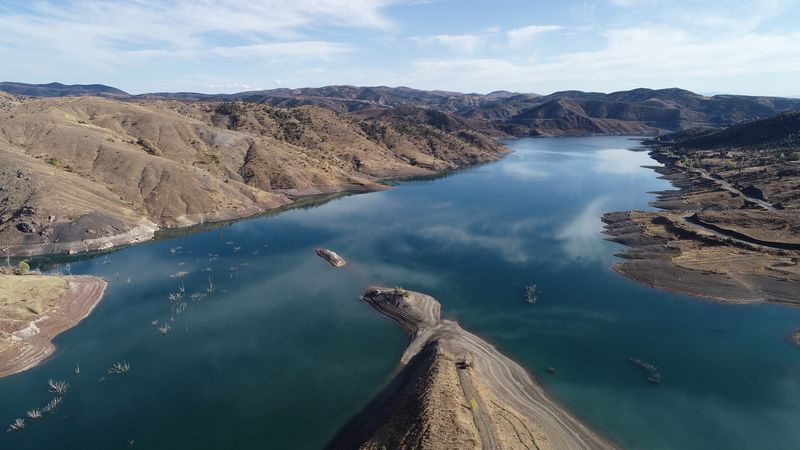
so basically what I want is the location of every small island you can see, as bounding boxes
[329,287,613,449]
[0,268,107,378]
[315,248,347,268]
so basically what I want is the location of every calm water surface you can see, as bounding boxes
[3,136,800,450]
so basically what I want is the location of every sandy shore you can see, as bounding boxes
[329,287,614,450]
[0,275,107,378]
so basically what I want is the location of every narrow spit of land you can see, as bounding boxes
[0,274,107,378]
[329,287,614,450]
[315,248,347,267]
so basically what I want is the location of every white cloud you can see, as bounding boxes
[405,25,800,94]
[412,30,496,54]
[506,25,562,47]
[209,42,354,60]
[204,82,264,92]
[0,0,396,76]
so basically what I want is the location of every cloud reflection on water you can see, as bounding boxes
[593,148,661,176]
[556,196,612,262]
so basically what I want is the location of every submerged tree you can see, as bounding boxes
[48,379,69,395]
[108,361,131,375]
[6,418,25,432]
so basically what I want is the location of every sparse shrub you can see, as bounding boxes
[394,286,410,298]
[136,138,161,156]
[16,260,29,275]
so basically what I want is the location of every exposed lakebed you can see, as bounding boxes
[3,136,800,449]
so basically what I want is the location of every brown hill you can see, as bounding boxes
[0,97,506,256]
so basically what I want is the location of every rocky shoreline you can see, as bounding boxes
[329,287,613,450]
[0,275,107,378]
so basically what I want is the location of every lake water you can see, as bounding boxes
[3,136,800,450]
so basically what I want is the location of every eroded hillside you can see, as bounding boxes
[0,94,506,256]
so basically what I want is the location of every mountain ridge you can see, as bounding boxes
[4,82,800,136]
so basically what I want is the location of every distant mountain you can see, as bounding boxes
[214,86,800,136]
[648,111,800,151]
[6,82,800,136]
[0,82,129,98]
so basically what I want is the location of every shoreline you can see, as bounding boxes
[0,275,107,378]
[3,157,507,259]
[329,287,614,449]
[603,147,800,306]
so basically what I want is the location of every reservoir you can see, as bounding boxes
[3,136,800,449]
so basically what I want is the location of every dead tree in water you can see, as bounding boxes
[6,418,25,432]
[108,361,131,375]
[525,285,538,304]
[48,379,69,395]
[42,396,62,413]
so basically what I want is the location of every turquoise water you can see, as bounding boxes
[3,136,800,449]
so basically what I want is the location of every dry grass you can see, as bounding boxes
[0,274,68,322]
[0,96,506,252]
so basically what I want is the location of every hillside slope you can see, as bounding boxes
[647,111,800,151]
[0,96,506,256]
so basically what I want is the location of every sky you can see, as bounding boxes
[1,0,799,96]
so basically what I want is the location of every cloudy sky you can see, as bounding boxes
[1,0,798,95]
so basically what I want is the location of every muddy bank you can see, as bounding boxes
[329,287,613,450]
[0,275,107,378]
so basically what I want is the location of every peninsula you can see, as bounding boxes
[329,287,613,449]
[604,112,800,305]
[0,273,107,378]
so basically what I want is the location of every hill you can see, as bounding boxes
[0,96,506,256]
[647,112,800,151]
[0,82,129,98]
[194,86,800,136]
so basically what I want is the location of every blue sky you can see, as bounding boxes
[1,0,799,95]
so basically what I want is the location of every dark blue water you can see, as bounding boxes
[3,136,800,449]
